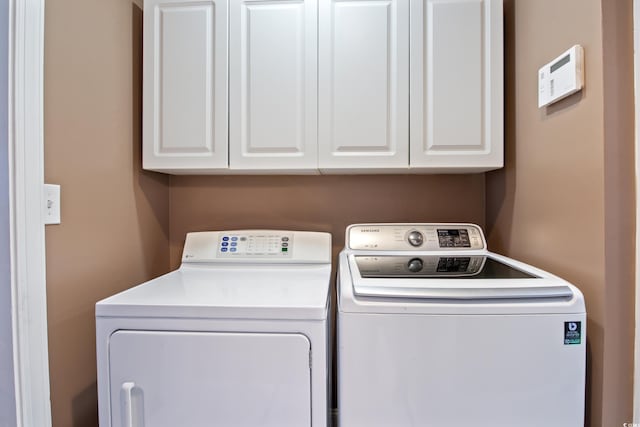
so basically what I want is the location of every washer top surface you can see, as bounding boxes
[97,230,332,320]
[339,224,585,315]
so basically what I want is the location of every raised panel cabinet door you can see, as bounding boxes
[318,0,410,173]
[143,0,228,173]
[410,0,503,172]
[229,0,318,172]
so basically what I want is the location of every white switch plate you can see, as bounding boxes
[44,184,61,225]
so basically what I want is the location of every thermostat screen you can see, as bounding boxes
[437,229,471,248]
[551,54,570,73]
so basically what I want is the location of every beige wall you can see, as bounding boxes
[169,175,486,267]
[42,0,635,425]
[601,0,635,424]
[486,0,635,425]
[43,0,170,425]
[42,2,486,424]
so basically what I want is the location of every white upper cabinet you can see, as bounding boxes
[318,0,409,172]
[142,0,503,174]
[409,0,503,172]
[229,0,318,173]
[143,0,228,173]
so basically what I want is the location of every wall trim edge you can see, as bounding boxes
[634,0,640,422]
[9,0,52,425]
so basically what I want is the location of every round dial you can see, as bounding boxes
[407,258,424,273]
[407,230,424,247]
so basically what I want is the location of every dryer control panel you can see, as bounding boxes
[216,232,293,257]
[181,230,331,263]
[347,223,486,251]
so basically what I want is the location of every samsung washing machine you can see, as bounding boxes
[337,223,586,427]
[96,230,332,427]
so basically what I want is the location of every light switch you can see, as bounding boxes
[44,184,61,225]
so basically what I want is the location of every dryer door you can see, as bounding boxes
[108,331,311,427]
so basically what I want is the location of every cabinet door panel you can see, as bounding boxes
[230,0,318,172]
[410,0,503,172]
[143,0,228,172]
[319,0,409,172]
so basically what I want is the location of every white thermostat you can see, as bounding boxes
[538,45,584,108]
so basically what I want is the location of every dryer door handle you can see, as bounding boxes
[121,382,144,427]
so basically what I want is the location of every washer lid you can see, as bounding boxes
[348,255,574,301]
[96,264,331,320]
[355,255,537,279]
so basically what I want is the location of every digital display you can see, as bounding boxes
[437,257,471,272]
[551,54,570,73]
[437,229,471,248]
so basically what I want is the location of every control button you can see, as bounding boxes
[230,242,237,247]
[282,237,289,242]
[222,236,229,241]
[221,247,228,252]
[240,237,247,241]
[230,248,237,252]
[231,236,238,241]
[407,230,424,247]
[407,258,424,273]
[282,242,288,247]
[221,242,229,247]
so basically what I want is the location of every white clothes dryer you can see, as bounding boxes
[337,223,586,427]
[96,230,332,427]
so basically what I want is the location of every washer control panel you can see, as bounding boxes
[217,232,292,257]
[347,224,486,251]
[407,230,424,247]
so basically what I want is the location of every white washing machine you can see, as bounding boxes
[96,230,332,427]
[337,223,586,427]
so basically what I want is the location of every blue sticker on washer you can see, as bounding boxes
[564,321,581,345]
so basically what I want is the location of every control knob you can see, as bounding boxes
[407,230,424,247]
[407,258,424,273]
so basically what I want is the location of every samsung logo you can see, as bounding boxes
[359,228,380,233]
